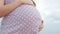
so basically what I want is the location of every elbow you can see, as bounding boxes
[0,7,4,17]
[0,14,4,18]
[0,15,2,18]
[0,11,8,18]
[0,11,4,18]
[0,6,6,18]
[0,15,5,18]
[0,12,6,18]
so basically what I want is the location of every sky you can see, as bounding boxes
[34,0,60,34]
[0,0,60,34]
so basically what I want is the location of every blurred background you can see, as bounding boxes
[0,0,60,34]
[35,0,60,34]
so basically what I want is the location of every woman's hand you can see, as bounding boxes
[14,0,34,6]
[20,0,33,4]
[20,0,34,6]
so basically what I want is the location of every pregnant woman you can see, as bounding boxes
[0,0,43,34]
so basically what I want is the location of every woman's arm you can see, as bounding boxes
[0,0,34,17]
[0,0,22,17]
[0,0,4,6]
[0,0,4,11]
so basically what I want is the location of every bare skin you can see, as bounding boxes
[0,0,33,17]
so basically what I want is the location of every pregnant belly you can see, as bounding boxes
[2,5,41,28]
[1,5,41,34]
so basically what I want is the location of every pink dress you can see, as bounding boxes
[1,0,42,34]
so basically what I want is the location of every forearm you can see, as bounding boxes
[0,1,22,17]
[0,0,34,17]
[0,0,4,17]
[0,0,4,5]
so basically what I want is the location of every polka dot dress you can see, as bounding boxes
[1,0,42,34]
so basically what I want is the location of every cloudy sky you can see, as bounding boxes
[35,0,60,34]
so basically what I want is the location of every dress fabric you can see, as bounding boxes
[1,0,42,34]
